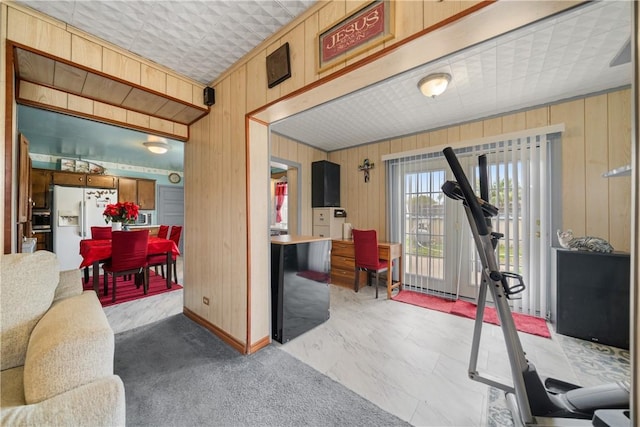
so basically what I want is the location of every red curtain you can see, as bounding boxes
[275,182,287,223]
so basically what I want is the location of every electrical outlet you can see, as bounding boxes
[203,297,210,305]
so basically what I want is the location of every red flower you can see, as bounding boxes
[103,202,139,224]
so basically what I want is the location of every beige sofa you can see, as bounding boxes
[0,251,125,426]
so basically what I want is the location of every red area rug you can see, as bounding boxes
[83,270,182,307]
[392,289,456,313]
[297,270,330,283]
[392,290,550,338]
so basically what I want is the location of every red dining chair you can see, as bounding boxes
[147,225,182,283]
[91,226,112,239]
[102,230,149,303]
[150,225,170,275]
[352,229,389,299]
[83,226,114,284]
[157,225,169,239]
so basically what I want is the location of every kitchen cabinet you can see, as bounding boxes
[118,177,156,209]
[52,171,117,189]
[137,179,156,209]
[31,169,53,209]
[117,177,137,202]
[53,171,86,186]
[86,174,117,188]
[31,231,52,251]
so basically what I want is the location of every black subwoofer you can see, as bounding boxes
[312,160,340,207]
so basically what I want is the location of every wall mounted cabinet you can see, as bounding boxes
[118,177,156,210]
[33,168,153,209]
[52,171,117,189]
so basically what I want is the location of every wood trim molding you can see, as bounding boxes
[247,335,271,354]
[245,115,252,352]
[16,96,189,142]
[183,307,247,355]
[10,42,209,127]
[4,41,15,254]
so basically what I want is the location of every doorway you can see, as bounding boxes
[270,158,301,236]
[157,185,184,252]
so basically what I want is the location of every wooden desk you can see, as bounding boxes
[331,239,403,299]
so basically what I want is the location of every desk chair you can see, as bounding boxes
[102,230,149,303]
[147,225,182,284]
[83,226,113,284]
[352,229,389,299]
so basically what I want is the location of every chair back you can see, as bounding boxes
[352,229,381,270]
[91,226,112,240]
[110,230,149,271]
[157,225,169,239]
[169,225,182,246]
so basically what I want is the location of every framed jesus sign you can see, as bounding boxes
[317,0,394,72]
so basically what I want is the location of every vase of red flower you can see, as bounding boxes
[103,202,139,230]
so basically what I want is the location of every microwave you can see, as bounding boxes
[136,213,152,225]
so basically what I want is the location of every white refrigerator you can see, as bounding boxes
[53,185,118,271]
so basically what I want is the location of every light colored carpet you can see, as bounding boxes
[115,314,410,427]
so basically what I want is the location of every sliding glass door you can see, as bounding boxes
[387,130,558,316]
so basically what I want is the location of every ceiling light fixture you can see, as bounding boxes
[418,73,451,98]
[143,140,169,154]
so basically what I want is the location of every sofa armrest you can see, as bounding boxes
[53,269,83,303]
[0,375,125,427]
[24,292,114,404]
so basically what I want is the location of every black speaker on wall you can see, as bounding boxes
[203,87,215,106]
[312,160,340,207]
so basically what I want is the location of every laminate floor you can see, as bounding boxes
[277,284,631,426]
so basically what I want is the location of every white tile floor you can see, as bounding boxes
[277,284,631,426]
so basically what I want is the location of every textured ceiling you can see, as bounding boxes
[15,0,316,84]
[15,0,633,169]
[271,0,632,150]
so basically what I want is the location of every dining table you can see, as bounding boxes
[79,236,180,295]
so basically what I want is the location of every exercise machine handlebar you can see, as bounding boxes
[443,147,489,236]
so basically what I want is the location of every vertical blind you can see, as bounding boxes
[385,126,563,317]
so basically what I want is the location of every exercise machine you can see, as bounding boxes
[440,147,629,426]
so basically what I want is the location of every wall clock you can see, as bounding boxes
[168,173,181,184]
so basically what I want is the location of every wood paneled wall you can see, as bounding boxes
[186,0,489,351]
[322,89,631,252]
